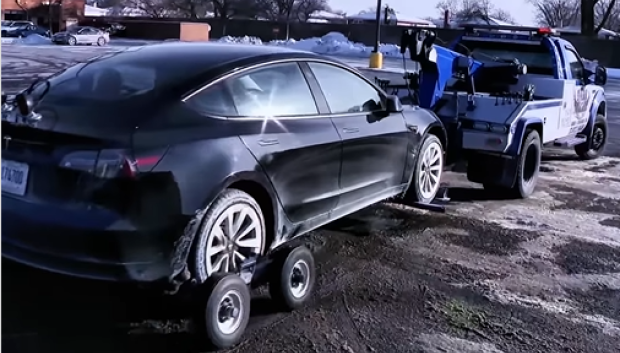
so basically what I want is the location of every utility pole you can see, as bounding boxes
[581,0,595,35]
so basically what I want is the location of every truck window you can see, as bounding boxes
[564,48,584,80]
[455,40,554,75]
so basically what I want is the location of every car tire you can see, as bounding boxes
[269,246,316,312]
[193,273,251,350]
[575,114,607,160]
[97,36,106,46]
[68,36,77,46]
[192,189,266,283]
[403,133,444,204]
[484,129,541,199]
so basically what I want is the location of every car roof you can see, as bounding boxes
[97,41,328,71]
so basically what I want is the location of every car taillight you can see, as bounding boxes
[59,149,162,179]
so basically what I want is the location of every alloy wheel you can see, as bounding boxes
[418,141,443,200]
[204,203,264,276]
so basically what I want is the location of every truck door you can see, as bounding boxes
[563,48,591,134]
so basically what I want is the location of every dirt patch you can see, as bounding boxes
[585,160,620,173]
[599,217,620,229]
[549,184,620,215]
[553,239,620,275]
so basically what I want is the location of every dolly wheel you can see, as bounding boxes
[194,273,251,350]
[269,246,316,311]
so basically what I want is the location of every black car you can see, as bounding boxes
[1,42,446,287]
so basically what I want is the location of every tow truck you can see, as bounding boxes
[388,25,609,198]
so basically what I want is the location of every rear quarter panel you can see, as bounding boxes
[132,104,275,218]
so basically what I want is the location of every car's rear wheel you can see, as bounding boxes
[403,134,444,204]
[68,36,77,45]
[97,36,106,46]
[193,189,266,283]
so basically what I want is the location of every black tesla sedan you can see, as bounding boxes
[1,42,447,287]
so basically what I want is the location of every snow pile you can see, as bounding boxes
[22,34,51,45]
[275,32,403,57]
[217,35,264,45]
[216,32,403,57]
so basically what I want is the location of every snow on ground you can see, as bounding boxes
[218,32,403,57]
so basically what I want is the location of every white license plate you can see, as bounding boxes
[1,159,30,196]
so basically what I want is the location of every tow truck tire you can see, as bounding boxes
[484,129,541,199]
[269,246,316,312]
[193,273,251,350]
[403,134,444,204]
[575,114,607,160]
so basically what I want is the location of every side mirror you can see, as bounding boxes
[594,66,607,86]
[385,95,403,113]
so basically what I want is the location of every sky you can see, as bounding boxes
[328,0,538,26]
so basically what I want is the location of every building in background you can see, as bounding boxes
[1,0,85,31]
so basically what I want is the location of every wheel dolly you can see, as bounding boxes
[191,244,316,350]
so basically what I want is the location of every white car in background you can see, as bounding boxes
[1,20,34,35]
[52,26,109,46]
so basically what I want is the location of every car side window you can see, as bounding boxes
[226,62,318,117]
[565,48,584,80]
[307,62,384,114]
[186,82,238,117]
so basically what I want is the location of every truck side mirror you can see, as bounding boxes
[594,66,607,86]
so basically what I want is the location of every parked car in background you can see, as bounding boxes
[1,24,50,38]
[52,26,109,46]
[1,20,35,36]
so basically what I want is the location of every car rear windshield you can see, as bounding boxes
[456,40,554,73]
[33,52,180,105]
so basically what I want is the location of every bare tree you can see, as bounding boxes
[295,0,329,21]
[120,0,175,17]
[165,0,216,18]
[528,0,580,27]
[530,0,618,32]
[208,0,262,19]
[436,0,516,24]
[14,0,30,19]
[594,0,618,31]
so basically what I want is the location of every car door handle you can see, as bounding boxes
[342,127,359,134]
[258,138,279,146]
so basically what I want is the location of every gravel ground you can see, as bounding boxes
[2,45,620,353]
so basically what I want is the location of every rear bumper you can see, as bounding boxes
[2,195,177,283]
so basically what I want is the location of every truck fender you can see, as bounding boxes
[506,117,544,156]
[581,90,606,144]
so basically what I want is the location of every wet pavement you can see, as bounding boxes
[2,45,620,353]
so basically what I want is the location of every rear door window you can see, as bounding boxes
[226,62,319,117]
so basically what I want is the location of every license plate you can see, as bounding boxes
[1,159,29,196]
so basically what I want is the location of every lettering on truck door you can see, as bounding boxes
[571,86,589,134]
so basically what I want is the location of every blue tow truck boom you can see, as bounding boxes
[398,25,609,198]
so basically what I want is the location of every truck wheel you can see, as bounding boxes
[193,273,251,350]
[575,114,607,160]
[403,134,444,204]
[484,129,541,199]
